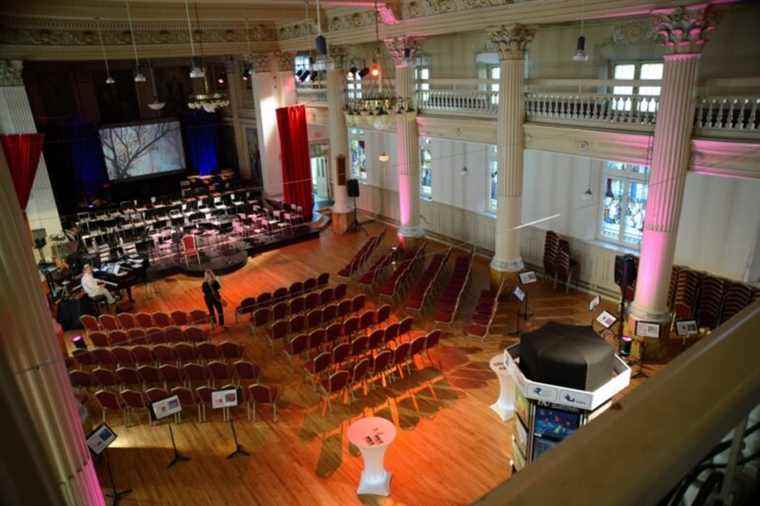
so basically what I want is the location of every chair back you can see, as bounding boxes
[170,310,188,326]
[109,330,128,346]
[120,389,145,409]
[135,312,153,328]
[90,331,109,348]
[80,315,100,332]
[332,343,350,365]
[145,387,170,404]
[159,364,182,385]
[112,348,135,367]
[117,313,136,329]
[138,365,161,385]
[99,314,119,331]
[326,370,349,393]
[234,361,260,382]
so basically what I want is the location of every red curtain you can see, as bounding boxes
[1,133,45,209]
[276,105,313,219]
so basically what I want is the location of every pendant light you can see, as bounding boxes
[242,18,253,80]
[369,0,382,80]
[95,17,115,84]
[314,0,327,55]
[378,152,389,162]
[147,61,165,111]
[582,159,593,200]
[184,0,205,79]
[573,0,589,62]
[125,0,146,82]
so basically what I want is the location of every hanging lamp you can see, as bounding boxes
[147,61,166,111]
[573,0,589,62]
[125,0,146,82]
[95,18,115,84]
[184,0,205,78]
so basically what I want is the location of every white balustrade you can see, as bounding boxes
[524,93,659,127]
[695,96,760,131]
[416,88,498,115]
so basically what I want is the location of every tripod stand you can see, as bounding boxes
[347,197,368,235]
[103,449,131,505]
[226,416,249,459]
[166,423,191,469]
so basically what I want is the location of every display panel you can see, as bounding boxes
[514,417,529,455]
[534,405,581,440]
[515,387,531,427]
[100,121,185,181]
[531,435,558,461]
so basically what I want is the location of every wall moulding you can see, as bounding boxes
[417,115,497,144]
[690,138,760,180]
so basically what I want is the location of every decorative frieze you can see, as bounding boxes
[276,22,318,41]
[404,0,515,19]
[0,60,23,87]
[384,36,421,67]
[327,10,377,34]
[377,1,402,24]
[651,4,720,54]
[487,24,535,61]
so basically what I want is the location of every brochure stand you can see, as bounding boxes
[511,285,527,337]
[517,271,537,320]
[86,424,131,505]
[150,395,191,468]
[212,388,249,459]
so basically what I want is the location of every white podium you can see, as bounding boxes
[489,354,515,422]
[347,417,397,496]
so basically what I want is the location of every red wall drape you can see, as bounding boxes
[276,105,313,219]
[1,133,45,209]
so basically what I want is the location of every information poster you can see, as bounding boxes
[86,424,117,455]
[514,286,526,302]
[596,310,617,329]
[151,395,182,420]
[211,388,239,409]
[675,320,698,337]
[635,321,661,338]
[519,271,537,285]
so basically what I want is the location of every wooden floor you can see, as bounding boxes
[70,221,666,506]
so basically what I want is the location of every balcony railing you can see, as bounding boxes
[525,93,659,129]
[296,84,327,104]
[416,78,499,116]
[694,96,760,133]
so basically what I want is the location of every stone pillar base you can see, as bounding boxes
[331,211,354,235]
[398,226,425,250]
[625,303,673,361]
[489,257,524,290]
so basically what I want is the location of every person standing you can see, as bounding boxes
[202,269,225,328]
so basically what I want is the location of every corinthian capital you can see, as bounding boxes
[487,24,535,61]
[0,60,24,87]
[651,3,720,54]
[248,54,272,73]
[384,36,421,67]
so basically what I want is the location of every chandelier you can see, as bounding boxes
[188,91,230,113]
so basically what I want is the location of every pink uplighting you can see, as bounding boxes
[632,230,675,317]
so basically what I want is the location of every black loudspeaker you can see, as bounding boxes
[614,254,638,290]
[315,35,328,55]
[347,179,360,198]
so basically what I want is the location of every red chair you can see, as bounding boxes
[320,287,334,306]
[127,328,146,345]
[152,312,172,328]
[94,390,122,423]
[398,316,414,340]
[351,294,366,313]
[334,283,347,301]
[153,345,177,365]
[234,361,260,384]
[246,384,279,422]
[375,304,392,327]
[359,311,376,333]
[409,335,427,367]
[120,389,147,425]
[304,277,317,292]
[195,386,214,422]
[349,358,371,398]
[308,329,325,353]
[170,310,189,326]
[182,363,209,388]
[337,300,352,320]
[80,315,100,335]
[131,346,153,366]
[370,350,393,388]
[322,304,337,323]
[307,309,322,330]
[367,329,385,352]
[317,272,330,286]
[250,308,270,336]
[208,361,231,386]
[198,342,220,362]
[283,334,307,366]
[304,292,320,312]
[273,287,288,300]
[235,297,257,323]
[109,330,129,346]
[171,386,199,422]
[115,367,141,388]
[164,326,183,343]
[304,351,331,389]
[93,349,117,369]
[147,328,166,345]
[289,314,306,335]
[99,314,119,331]
[289,281,304,296]
[220,342,244,361]
[73,350,96,369]
[174,343,197,365]
[424,329,441,364]
[69,370,92,390]
[343,317,359,339]
[272,302,289,322]
[184,326,207,344]
[159,364,182,388]
[267,321,288,352]
[256,292,272,308]
[319,371,348,413]
[325,322,342,346]
[89,331,109,348]
[117,313,136,329]
[289,296,305,315]
[331,343,350,368]
[181,234,200,266]
[189,310,208,325]
[350,336,369,359]
[135,312,153,328]
[392,342,411,380]
[144,388,170,424]
[137,365,162,387]
[384,323,400,345]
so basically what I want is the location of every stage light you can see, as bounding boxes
[370,62,381,78]
[359,67,370,78]
[573,35,589,62]
[378,152,389,162]
[105,75,116,84]
[134,71,147,83]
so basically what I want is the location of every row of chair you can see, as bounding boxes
[264,303,397,352]
[337,231,385,279]
[543,231,580,293]
[357,248,397,288]
[92,382,279,426]
[234,273,332,320]
[81,309,208,335]
[405,248,451,313]
[377,245,426,303]
[68,341,244,370]
[245,284,349,328]
[433,253,474,324]
[317,330,442,413]
[85,325,208,349]
[70,359,259,393]
[464,281,508,340]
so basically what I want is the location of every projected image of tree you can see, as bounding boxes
[100,121,185,180]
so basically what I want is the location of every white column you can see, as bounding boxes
[630,5,719,331]
[0,148,104,505]
[386,37,424,243]
[487,25,535,281]
[224,59,252,180]
[326,59,351,216]
[0,60,62,261]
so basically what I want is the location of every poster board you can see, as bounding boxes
[635,321,661,339]
[519,271,537,285]
[150,395,182,420]
[86,423,117,455]
[675,319,698,337]
[595,310,617,329]
[211,388,240,409]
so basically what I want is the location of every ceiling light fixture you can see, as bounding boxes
[314,0,328,55]
[95,17,115,84]
[243,18,254,79]
[184,0,205,79]
[573,0,589,62]
[147,61,165,111]
[125,0,146,82]
[378,152,389,162]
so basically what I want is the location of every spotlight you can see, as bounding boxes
[315,34,328,55]
[105,75,116,84]
[133,71,147,83]
[370,62,381,78]
[217,77,225,85]
[358,67,370,78]
[378,152,389,162]
[573,35,589,62]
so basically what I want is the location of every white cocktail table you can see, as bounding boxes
[490,354,514,422]
[347,416,397,496]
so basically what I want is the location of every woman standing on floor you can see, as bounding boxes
[202,269,225,329]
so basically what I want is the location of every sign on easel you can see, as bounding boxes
[514,286,526,302]
[519,271,538,285]
[212,388,240,409]
[86,424,117,455]
[595,310,617,329]
[675,319,698,337]
[635,321,661,339]
[588,295,601,312]
[150,395,182,420]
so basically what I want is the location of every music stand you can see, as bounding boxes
[86,424,131,505]
[517,271,537,320]
[149,395,191,468]
[211,388,249,459]
[511,285,527,337]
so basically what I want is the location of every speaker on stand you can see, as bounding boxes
[346,179,367,234]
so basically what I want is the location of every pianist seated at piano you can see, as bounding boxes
[81,264,117,305]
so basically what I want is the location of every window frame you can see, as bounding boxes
[419,137,432,199]
[487,144,499,213]
[610,60,663,112]
[597,161,651,248]
[348,128,367,181]
[347,72,362,100]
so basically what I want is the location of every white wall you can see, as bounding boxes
[356,132,760,285]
